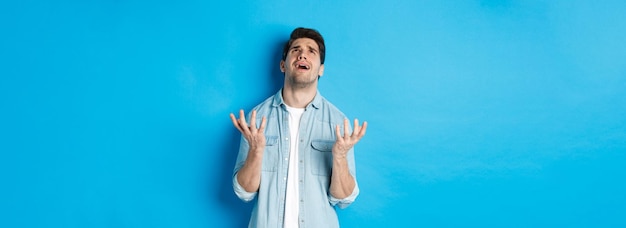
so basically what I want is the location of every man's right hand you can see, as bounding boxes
[230,109,267,154]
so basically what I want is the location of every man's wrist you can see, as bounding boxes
[332,151,347,160]
[248,147,264,158]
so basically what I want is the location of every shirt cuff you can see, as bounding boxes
[233,172,257,202]
[329,184,360,209]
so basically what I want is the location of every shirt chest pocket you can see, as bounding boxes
[310,140,334,176]
[262,136,279,172]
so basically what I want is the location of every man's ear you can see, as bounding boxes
[318,64,325,77]
[280,60,285,73]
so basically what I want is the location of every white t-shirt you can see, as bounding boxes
[284,105,304,228]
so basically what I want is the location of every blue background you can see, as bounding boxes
[1,0,625,227]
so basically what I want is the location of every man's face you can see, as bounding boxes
[280,38,324,87]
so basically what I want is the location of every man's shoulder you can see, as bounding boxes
[251,92,280,112]
[315,95,349,121]
[319,96,343,112]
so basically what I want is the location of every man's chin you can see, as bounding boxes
[288,77,317,88]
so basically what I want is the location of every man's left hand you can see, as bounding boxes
[333,118,367,159]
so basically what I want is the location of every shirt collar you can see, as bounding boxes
[272,89,322,110]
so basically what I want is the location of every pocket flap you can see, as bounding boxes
[311,140,335,152]
[266,136,278,146]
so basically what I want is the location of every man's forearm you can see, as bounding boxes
[330,156,355,199]
[237,149,263,193]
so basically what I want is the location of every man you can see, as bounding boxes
[230,27,367,228]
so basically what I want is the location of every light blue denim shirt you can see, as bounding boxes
[233,89,359,228]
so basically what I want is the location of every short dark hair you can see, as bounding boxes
[282,27,326,64]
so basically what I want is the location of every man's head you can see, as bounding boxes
[280,27,326,88]
[282,27,325,64]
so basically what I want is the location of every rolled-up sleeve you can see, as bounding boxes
[329,181,359,209]
[233,171,257,202]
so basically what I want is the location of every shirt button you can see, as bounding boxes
[284,158,288,161]
[285,138,289,141]
[299,160,303,163]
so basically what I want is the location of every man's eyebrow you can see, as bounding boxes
[291,45,301,49]
[307,45,319,52]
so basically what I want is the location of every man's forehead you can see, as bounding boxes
[291,38,319,50]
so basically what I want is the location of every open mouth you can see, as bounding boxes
[295,62,310,70]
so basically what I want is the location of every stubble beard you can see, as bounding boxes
[286,72,317,89]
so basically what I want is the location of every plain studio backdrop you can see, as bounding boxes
[1,0,625,227]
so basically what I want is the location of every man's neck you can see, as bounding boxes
[282,85,317,108]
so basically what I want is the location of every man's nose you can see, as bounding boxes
[298,53,307,60]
